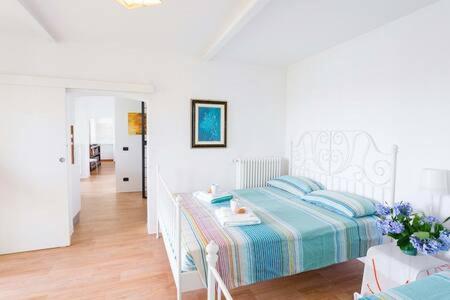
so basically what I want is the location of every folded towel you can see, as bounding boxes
[193,191,233,204]
[214,207,261,227]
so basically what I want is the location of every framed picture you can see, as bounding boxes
[128,112,146,135]
[191,99,227,148]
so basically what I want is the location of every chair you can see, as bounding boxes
[90,158,100,174]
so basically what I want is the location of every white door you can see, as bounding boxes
[0,84,70,254]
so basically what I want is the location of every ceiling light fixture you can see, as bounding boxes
[116,0,162,9]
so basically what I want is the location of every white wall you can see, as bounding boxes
[115,98,143,193]
[286,0,450,219]
[148,60,286,229]
[100,144,114,160]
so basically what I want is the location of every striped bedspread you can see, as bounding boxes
[180,187,383,289]
[360,271,450,300]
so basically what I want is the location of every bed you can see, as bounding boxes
[180,187,383,288]
[156,130,399,299]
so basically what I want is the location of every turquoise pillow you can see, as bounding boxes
[267,175,325,197]
[302,190,376,218]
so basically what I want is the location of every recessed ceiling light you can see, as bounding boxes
[116,0,162,9]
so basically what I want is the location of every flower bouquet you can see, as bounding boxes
[376,202,450,256]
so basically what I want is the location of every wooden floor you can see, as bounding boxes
[0,161,364,299]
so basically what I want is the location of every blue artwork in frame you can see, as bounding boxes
[192,100,227,148]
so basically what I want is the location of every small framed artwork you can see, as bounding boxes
[191,99,227,148]
[128,112,144,135]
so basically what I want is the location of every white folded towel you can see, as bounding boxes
[193,191,233,204]
[214,207,261,227]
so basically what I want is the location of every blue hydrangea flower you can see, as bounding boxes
[389,221,405,234]
[410,236,443,255]
[376,219,404,235]
[424,216,440,224]
[438,230,450,251]
[439,230,450,244]
[376,219,389,235]
[422,239,442,255]
[375,203,391,217]
[410,236,422,249]
[393,202,412,217]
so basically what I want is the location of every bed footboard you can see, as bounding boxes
[206,241,232,300]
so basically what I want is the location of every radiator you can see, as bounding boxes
[234,157,283,189]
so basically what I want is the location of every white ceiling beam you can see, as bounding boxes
[203,0,272,61]
[16,0,58,42]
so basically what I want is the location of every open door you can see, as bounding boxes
[0,84,70,254]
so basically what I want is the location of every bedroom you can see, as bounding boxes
[0,0,449,299]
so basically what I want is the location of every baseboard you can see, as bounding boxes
[73,212,80,227]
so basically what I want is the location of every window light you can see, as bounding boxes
[116,0,162,9]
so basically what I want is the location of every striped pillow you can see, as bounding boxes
[301,190,376,218]
[267,175,325,197]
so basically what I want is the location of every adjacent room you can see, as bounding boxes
[0,1,449,300]
[67,93,148,241]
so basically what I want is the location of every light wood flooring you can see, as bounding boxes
[0,161,364,299]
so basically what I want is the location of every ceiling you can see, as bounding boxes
[0,0,52,41]
[4,0,247,55]
[215,0,440,66]
[1,0,441,67]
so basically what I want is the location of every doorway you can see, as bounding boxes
[66,90,148,238]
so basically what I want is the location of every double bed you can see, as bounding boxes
[156,130,399,299]
[180,187,382,288]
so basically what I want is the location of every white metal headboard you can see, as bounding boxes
[290,131,398,205]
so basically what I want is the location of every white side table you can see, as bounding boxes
[360,243,449,296]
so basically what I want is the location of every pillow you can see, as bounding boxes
[301,190,376,218]
[267,175,325,197]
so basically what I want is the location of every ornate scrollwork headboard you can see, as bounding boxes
[290,131,398,204]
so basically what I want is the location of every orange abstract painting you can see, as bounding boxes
[128,113,143,135]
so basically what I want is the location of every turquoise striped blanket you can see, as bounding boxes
[180,187,382,289]
[360,271,450,300]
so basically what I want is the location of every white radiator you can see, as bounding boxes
[234,157,283,189]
